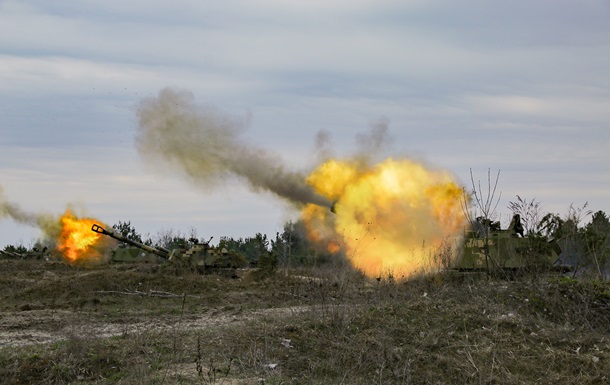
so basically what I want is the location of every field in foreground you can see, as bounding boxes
[0,259,608,384]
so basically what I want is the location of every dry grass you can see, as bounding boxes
[0,259,608,384]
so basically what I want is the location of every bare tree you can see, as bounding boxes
[462,169,502,234]
[461,168,502,274]
[507,195,544,236]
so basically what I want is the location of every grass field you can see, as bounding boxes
[0,259,608,384]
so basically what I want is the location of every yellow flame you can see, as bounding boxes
[56,211,105,263]
[303,158,466,278]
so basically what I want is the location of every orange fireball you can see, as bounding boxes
[303,157,466,279]
[56,211,106,263]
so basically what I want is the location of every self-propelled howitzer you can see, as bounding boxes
[91,223,247,277]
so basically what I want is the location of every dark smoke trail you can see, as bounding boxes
[135,88,331,208]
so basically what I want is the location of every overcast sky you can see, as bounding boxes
[1,0,609,248]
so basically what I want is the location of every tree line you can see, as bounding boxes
[2,203,609,278]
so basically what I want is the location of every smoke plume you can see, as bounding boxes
[354,117,390,160]
[0,185,60,240]
[136,88,331,208]
[135,88,467,278]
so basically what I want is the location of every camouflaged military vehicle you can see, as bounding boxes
[457,214,564,272]
[91,224,246,276]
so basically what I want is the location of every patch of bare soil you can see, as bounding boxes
[0,305,315,348]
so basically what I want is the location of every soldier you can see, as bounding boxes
[508,214,525,237]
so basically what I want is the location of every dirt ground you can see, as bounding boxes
[0,259,320,347]
[1,259,609,384]
[0,304,316,348]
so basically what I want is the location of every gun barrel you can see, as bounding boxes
[0,250,21,258]
[0,250,11,258]
[330,200,338,214]
[92,224,170,258]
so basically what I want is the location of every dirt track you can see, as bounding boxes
[0,305,313,348]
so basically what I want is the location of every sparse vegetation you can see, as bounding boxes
[0,259,608,384]
[1,199,609,384]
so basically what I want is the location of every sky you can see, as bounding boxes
[1,0,609,248]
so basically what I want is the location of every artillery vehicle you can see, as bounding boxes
[457,215,565,273]
[91,224,246,276]
[0,247,50,260]
[0,249,23,259]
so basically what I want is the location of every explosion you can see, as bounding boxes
[303,158,466,278]
[4,87,468,276]
[56,211,109,263]
[134,88,468,279]
[1,186,111,264]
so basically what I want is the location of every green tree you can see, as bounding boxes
[271,220,311,267]
[112,221,143,244]
[257,251,279,276]
[584,211,610,250]
[583,210,610,278]
[538,213,563,239]
[219,233,269,265]
[553,203,592,274]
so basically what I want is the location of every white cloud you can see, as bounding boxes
[461,93,610,122]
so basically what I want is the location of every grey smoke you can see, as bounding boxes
[136,88,331,208]
[355,117,391,164]
[0,185,58,239]
[1,199,40,225]
[313,129,334,162]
